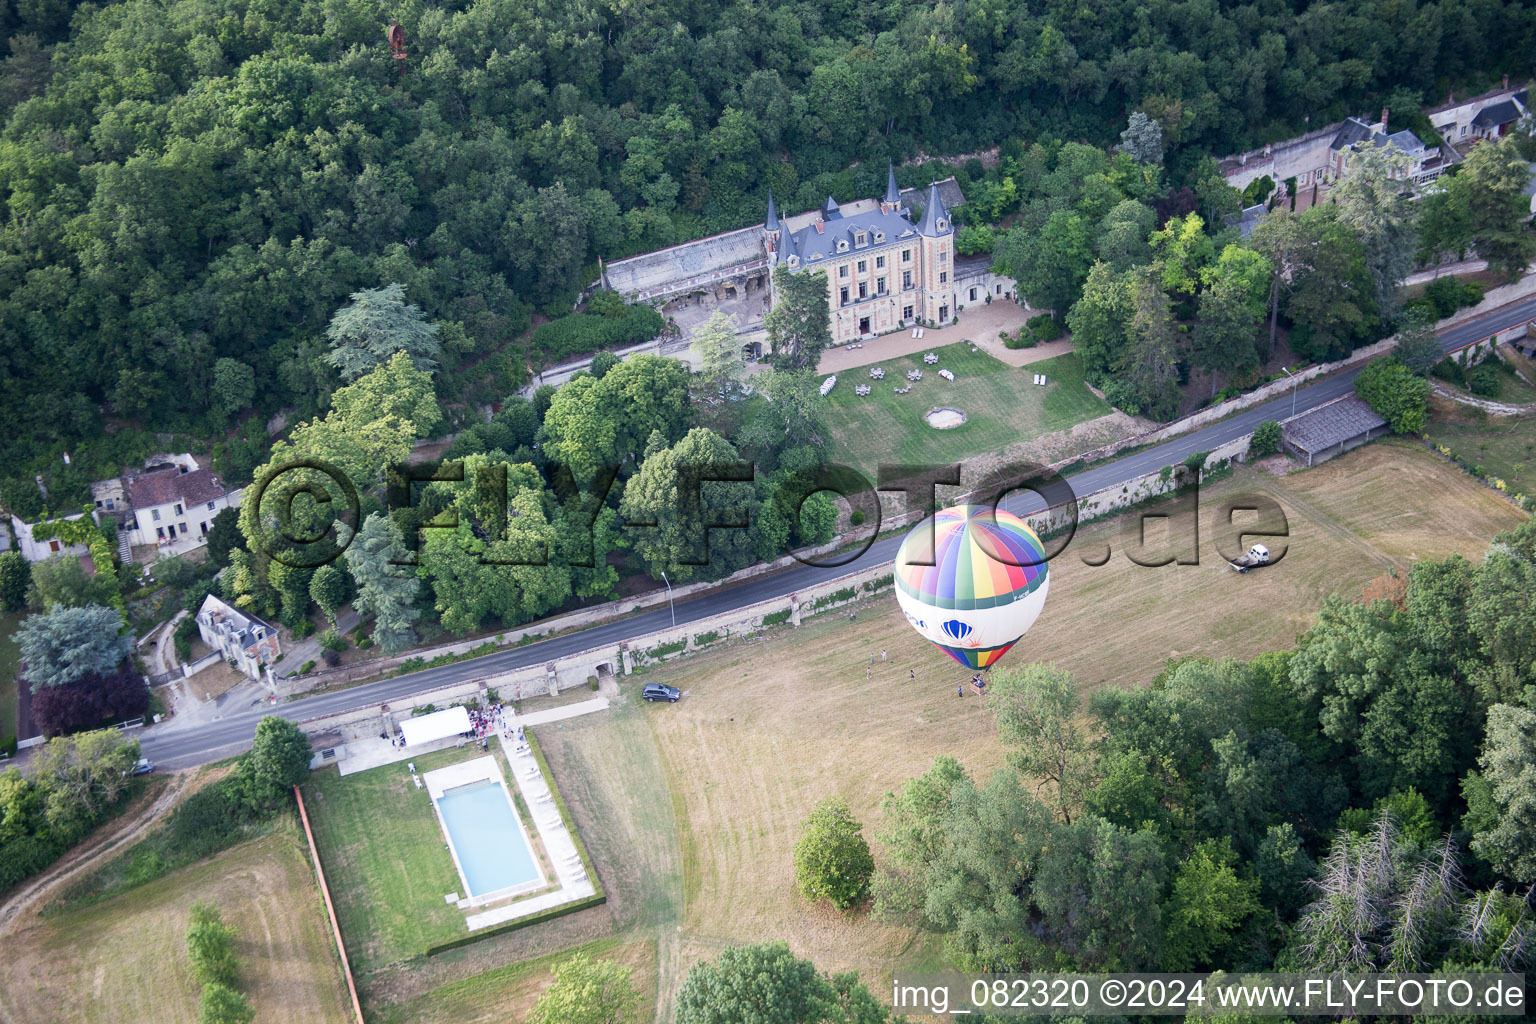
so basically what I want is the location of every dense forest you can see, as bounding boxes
[2,0,1532,487]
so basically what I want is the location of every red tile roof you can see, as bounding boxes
[126,467,227,509]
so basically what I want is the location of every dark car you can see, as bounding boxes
[642,683,681,703]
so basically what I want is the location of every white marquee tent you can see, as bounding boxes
[398,705,472,746]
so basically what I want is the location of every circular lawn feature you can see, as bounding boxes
[924,407,967,429]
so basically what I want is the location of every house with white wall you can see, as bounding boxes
[6,509,98,562]
[195,594,280,682]
[1427,80,1528,146]
[123,457,240,555]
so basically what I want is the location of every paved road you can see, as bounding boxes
[139,298,1536,769]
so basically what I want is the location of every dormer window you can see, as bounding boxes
[874,231,885,243]
[787,256,800,269]
[936,218,948,232]
[836,239,849,252]
[854,231,867,247]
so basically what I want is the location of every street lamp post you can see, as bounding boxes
[660,571,676,628]
[1281,365,1298,419]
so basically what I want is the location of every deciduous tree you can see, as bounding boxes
[793,796,874,909]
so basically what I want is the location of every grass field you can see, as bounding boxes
[369,936,657,1024]
[0,825,351,1024]
[1426,397,1536,493]
[821,345,1111,478]
[548,439,1526,995]
[0,611,20,741]
[302,742,554,974]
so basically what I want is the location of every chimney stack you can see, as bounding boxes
[1504,74,1510,90]
[1381,108,1389,130]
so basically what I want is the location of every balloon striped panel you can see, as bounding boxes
[894,505,1047,612]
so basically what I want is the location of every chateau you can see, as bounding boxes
[766,165,962,343]
[599,165,1012,350]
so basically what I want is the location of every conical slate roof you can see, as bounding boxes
[915,182,951,236]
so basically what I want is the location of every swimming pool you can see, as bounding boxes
[435,779,542,899]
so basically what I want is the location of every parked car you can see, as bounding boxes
[642,683,681,703]
[131,758,155,775]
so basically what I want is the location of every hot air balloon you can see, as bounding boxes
[893,504,1049,670]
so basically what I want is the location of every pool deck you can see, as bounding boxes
[332,696,611,777]
[464,731,596,930]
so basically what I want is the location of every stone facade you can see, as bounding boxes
[767,166,960,343]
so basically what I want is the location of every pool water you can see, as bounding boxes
[435,779,541,898]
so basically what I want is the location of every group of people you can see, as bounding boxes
[464,702,517,749]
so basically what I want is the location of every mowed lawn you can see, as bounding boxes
[821,345,1109,478]
[586,440,1525,990]
[303,743,521,973]
[0,826,350,1024]
[1,610,20,741]
[369,937,658,1024]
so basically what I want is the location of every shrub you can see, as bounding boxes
[793,797,874,909]
[850,508,865,527]
[526,304,665,366]
[1469,362,1501,397]
[317,628,346,653]
[1027,313,1064,344]
[297,660,315,674]
[1249,420,1282,459]
[1182,450,1210,473]
[1431,357,1466,386]
[186,901,240,988]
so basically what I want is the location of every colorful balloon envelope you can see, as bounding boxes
[893,504,1050,670]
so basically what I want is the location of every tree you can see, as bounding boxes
[986,663,1095,821]
[873,756,969,920]
[1284,206,1377,361]
[1354,356,1429,434]
[1290,816,1463,973]
[323,282,442,381]
[1120,111,1164,164]
[994,210,1092,319]
[542,355,692,481]
[1249,420,1281,458]
[764,266,832,369]
[1395,305,1443,376]
[1033,814,1168,970]
[0,552,30,612]
[793,797,874,910]
[1330,142,1419,317]
[1148,213,1213,298]
[14,604,132,691]
[308,564,351,624]
[1444,135,1536,279]
[738,368,829,465]
[186,900,239,988]
[248,716,312,791]
[210,359,255,420]
[674,942,895,1024]
[1096,200,1157,271]
[920,770,1058,968]
[342,514,421,655]
[29,729,139,825]
[526,951,639,1024]
[30,666,149,736]
[1468,702,1536,884]
[693,310,744,395]
[1193,277,1262,394]
[1119,266,1183,420]
[1415,185,1474,267]
[205,508,242,569]
[197,983,254,1024]
[619,428,756,584]
[26,555,113,610]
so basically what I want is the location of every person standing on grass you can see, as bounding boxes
[910,669,915,680]
[957,683,963,697]
[881,649,887,662]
